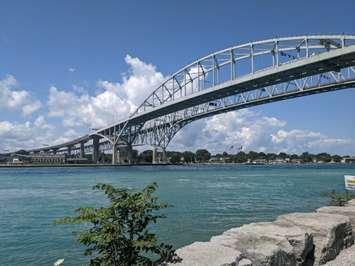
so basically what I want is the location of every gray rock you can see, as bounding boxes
[238,258,252,266]
[211,222,313,266]
[275,212,353,265]
[317,205,355,233]
[347,199,355,207]
[324,244,355,266]
[169,202,355,266]
[172,241,240,266]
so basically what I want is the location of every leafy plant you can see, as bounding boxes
[322,190,355,206]
[55,183,181,266]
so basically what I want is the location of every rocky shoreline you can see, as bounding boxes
[171,200,355,266]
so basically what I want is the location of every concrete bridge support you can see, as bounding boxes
[152,146,157,164]
[126,144,133,164]
[67,146,72,156]
[161,148,167,164]
[112,143,119,165]
[92,136,100,164]
[80,142,85,158]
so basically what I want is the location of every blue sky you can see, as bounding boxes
[0,0,354,154]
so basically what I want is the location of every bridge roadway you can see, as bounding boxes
[26,35,355,164]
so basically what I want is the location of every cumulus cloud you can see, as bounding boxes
[48,55,165,129]
[0,117,80,151]
[0,75,42,116]
[171,109,354,155]
[271,129,353,153]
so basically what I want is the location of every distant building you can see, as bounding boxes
[252,159,267,164]
[209,156,223,163]
[11,158,24,165]
[30,154,66,164]
[269,159,287,164]
[342,157,355,164]
[290,159,302,164]
[66,157,89,164]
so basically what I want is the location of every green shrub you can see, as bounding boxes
[322,190,355,206]
[55,183,181,265]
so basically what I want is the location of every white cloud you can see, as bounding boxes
[171,109,354,155]
[34,115,53,129]
[271,129,353,154]
[48,55,165,129]
[0,121,35,149]
[0,75,42,116]
[0,116,80,151]
[172,110,285,153]
[68,67,76,72]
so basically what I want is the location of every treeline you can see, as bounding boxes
[130,150,345,164]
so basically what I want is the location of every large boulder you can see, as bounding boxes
[346,199,355,207]
[275,212,353,265]
[210,222,314,266]
[169,203,355,266]
[171,241,240,266]
[317,205,355,233]
[324,245,355,266]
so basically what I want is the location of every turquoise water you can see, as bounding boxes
[1,164,354,265]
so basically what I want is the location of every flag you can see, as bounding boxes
[344,175,355,191]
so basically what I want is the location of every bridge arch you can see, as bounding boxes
[27,35,355,164]
[125,35,355,149]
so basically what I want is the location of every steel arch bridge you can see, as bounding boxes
[28,35,355,164]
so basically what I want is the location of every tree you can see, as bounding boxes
[195,149,211,162]
[266,153,277,162]
[139,150,153,163]
[55,183,181,266]
[278,152,288,160]
[300,152,313,163]
[316,152,332,163]
[232,151,248,163]
[258,152,266,159]
[290,154,299,160]
[168,151,182,164]
[182,151,195,163]
[331,155,342,163]
[248,151,259,161]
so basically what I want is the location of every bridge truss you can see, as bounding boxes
[26,35,355,164]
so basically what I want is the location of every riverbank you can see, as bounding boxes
[1,162,353,168]
[0,162,170,168]
[172,200,355,266]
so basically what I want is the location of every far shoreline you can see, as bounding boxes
[0,162,353,168]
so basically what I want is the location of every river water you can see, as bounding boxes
[0,164,354,265]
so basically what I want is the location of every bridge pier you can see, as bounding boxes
[67,145,72,156]
[112,143,119,165]
[80,142,85,158]
[152,146,157,164]
[92,136,100,164]
[126,144,133,164]
[161,148,167,163]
